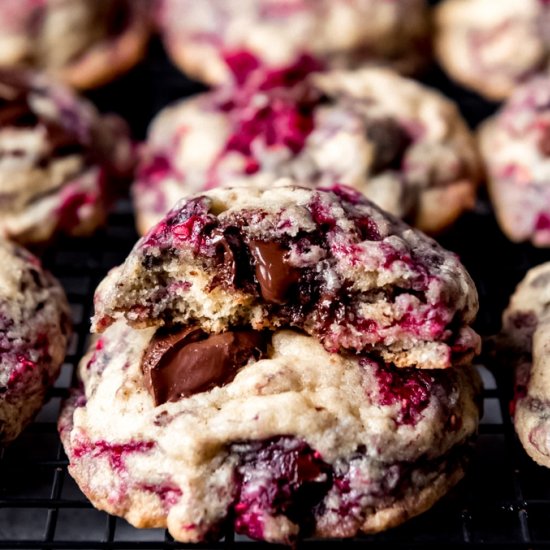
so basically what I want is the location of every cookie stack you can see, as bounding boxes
[60,184,482,543]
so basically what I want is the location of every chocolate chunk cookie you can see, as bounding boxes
[133,67,480,235]
[0,69,135,244]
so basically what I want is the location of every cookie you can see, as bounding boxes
[133,67,481,235]
[435,0,550,100]
[497,262,550,467]
[96,185,480,370]
[0,0,150,89]
[59,321,481,543]
[0,69,135,245]
[154,0,430,86]
[0,238,71,444]
[478,76,550,246]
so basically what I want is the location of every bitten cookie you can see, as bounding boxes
[97,185,480,370]
[59,322,481,543]
[479,76,550,246]
[0,0,150,89]
[154,0,430,86]
[0,238,71,444]
[133,67,481,235]
[498,262,550,467]
[435,0,550,100]
[0,69,135,245]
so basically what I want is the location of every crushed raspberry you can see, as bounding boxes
[8,356,37,386]
[56,188,98,233]
[308,197,337,228]
[256,55,323,91]
[374,365,433,425]
[223,50,261,86]
[225,97,314,157]
[325,184,368,206]
[137,482,182,509]
[143,196,214,248]
[72,439,155,473]
[535,213,550,231]
[400,309,448,341]
[138,155,173,184]
[232,437,332,541]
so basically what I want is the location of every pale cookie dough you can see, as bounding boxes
[0,238,71,444]
[133,67,480,235]
[0,0,150,89]
[59,322,481,543]
[154,0,430,86]
[97,185,481,370]
[435,0,550,100]
[479,76,550,246]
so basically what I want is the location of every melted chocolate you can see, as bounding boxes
[142,327,267,405]
[249,241,301,304]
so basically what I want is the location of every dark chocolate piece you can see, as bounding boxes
[365,117,411,173]
[249,241,300,304]
[142,327,266,405]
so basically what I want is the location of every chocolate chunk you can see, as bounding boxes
[249,241,300,304]
[210,227,239,286]
[365,117,412,173]
[142,327,267,405]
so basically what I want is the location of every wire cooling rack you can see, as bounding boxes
[3,18,550,550]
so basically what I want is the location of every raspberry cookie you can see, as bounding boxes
[96,185,480,370]
[59,321,481,543]
[0,238,70,445]
[0,0,150,89]
[155,0,430,86]
[478,76,550,246]
[134,67,480,235]
[497,262,550,467]
[0,69,135,245]
[435,0,550,100]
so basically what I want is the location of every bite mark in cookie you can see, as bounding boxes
[97,185,480,369]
